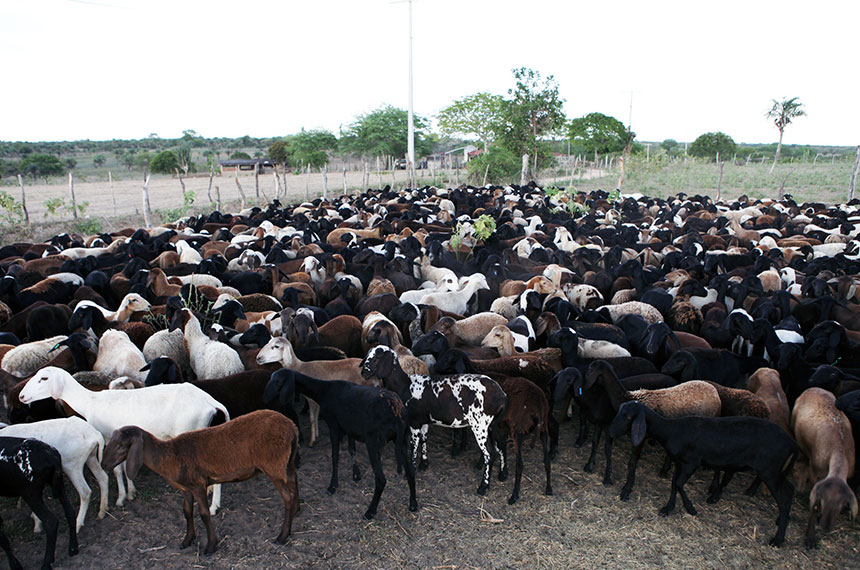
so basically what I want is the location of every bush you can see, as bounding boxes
[466,147,521,184]
[150,150,180,174]
[230,151,252,160]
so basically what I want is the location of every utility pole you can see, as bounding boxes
[394,0,416,186]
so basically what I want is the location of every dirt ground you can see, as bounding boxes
[1,408,857,570]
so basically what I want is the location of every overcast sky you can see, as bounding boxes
[2,0,857,146]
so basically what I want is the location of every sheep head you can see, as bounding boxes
[103,426,146,478]
[609,401,648,447]
[256,337,292,366]
[19,366,70,404]
[809,477,858,538]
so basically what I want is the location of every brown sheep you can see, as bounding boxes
[748,368,791,432]
[103,410,299,555]
[791,387,858,549]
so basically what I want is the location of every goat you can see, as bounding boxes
[264,369,417,519]
[103,410,299,555]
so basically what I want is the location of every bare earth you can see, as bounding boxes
[0,411,857,570]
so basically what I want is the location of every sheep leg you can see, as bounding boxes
[51,469,80,557]
[363,441,387,520]
[124,463,137,501]
[396,424,419,513]
[193,487,218,555]
[208,484,222,516]
[22,491,59,570]
[412,425,429,471]
[659,462,681,516]
[0,517,23,570]
[497,431,509,482]
[307,399,320,447]
[602,434,614,486]
[547,414,560,460]
[584,425,602,473]
[768,476,794,547]
[114,464,128,507]
[348,436,361,482]
[327,426,342,495]
[658,453,672,478]
[180,491,197,549]
[62,465,92,533]
[450,429,468,457]
[744,476,762,497]
[85,452,110,520]
[473,419,493,496]
[508,434,524,505]
[269,471,296,544]
[620,443,644,502]
[541,427,553,496]
[673,463,699,516]
[707,470,735,504]
[575,413,589,447]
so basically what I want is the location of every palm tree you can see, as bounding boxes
[766,97,806,174]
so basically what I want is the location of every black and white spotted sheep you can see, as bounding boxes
[361,346,508,495]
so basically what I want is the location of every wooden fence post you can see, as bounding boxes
[849,145,860,201]
[254,162,260,199]
[717,161,725,201]
[343,167,347,195]
[207,166,215,203]
[322,163,328,200]
[142,174,153,228]
[18,174,28,225]
[109,171,116,216]
[68,171,78,219]
[234,167,246,209]
[215,185,221,211]
[520,154,529,186]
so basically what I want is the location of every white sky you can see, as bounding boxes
[2,0,857,146]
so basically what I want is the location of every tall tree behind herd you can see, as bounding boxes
[766,97,806,174]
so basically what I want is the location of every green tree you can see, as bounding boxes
[438,92,505,153]
[92,154,107,167]
[688,132,737,160]
[19,154,65,182]
[568,112,631,156]
[133,152,153,171]
[497,67,566,174]
[291,129,337,170]
[64,158,77,170]
[181,129,205,147]
[150,150,180,174]
[175,144,194,174]
[268,140,291,165]
[466,146,521,184]
[661,139,679,155]
[766,97,806,174]
[340,105,431,160]
[230,151,252,160]
[122,152,136,171]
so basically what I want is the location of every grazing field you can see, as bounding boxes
[0,410,856,570]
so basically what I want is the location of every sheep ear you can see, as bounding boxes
[850,490,859,521]
[583,373,598,391]
[125,434,144,479]
[631,410,647,447]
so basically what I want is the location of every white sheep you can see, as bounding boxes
[172,309,244,380]
[19,366,230,514]
[418,274,489,316]
[1,335,67,378]
[143,328,190,372]
[600,301,663,325]
[0,417,109,532]
[565,284,604,311]
[490,296,520,320]
[93,330,147,382]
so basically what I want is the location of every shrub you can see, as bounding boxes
[150,150,180,174]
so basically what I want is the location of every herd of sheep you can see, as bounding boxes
[1,183,859,568]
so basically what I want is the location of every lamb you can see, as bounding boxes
[102,410,299,555]
[361,346,507,495]
[93,329,147,382]
[791,387,858,549]
[1,335,67,378]
[18,367,230,514]
[448,312,509,346]
[142,328,190,375]
[0,417,109,532]
[480,325,564,371]
[609,401,797,546]
[256,336,375,447]
[0,436,79,570]
[264,369,417,519]
[169,309,244,380]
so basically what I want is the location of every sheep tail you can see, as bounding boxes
[210,402,231,427]
[780,447,799,482]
